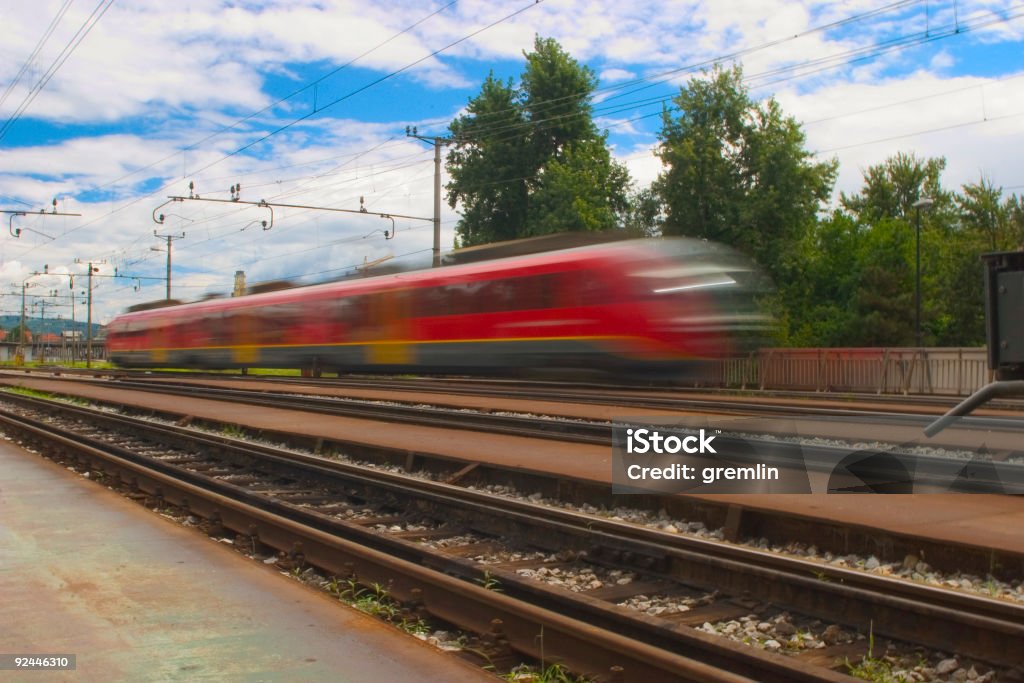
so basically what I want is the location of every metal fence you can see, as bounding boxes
[709,347,991,396]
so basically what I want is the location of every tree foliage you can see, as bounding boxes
[446,73,528,246]
[840,151,948,222]
[782,154,1024,348]
[654,64,837,281]
[446,36,630,246]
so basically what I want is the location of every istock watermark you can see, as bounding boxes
[612,420,808,494]
[624,427,717,454]
[611,416,1024,495]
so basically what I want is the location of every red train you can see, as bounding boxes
[105,238,768,377]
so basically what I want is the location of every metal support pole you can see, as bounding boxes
[166,237,172,300]
[433,137,442,268]
[406,127,450,267]
[154,231,184,300]
[87,266,94,368]
[18,270,43,362]
[20,282,27,361]
[911,197,933,348]
[915,206,922,348]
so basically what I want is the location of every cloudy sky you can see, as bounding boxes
[1,0,1022,325]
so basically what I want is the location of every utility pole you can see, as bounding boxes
[75,260,105,368]
[34,298,51,363]
[406,127,451,268]
[153,230,185,300]
[19,266,46,363]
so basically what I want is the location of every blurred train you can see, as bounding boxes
[105,238,770,378]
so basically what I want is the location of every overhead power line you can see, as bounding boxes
[97,1,461,194]
[0,0,115,143]
[0,0,74,112]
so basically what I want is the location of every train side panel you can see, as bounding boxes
[106,239,769,376]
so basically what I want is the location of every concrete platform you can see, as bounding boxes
[0,440,495,682]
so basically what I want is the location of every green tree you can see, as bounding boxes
[524,136,630,236]
[654,64,836,281]
[777,211,862,346]
[446,73,529,246]
[832,153,951,346]
[958,176,1011,251]
[1007,195,1024,247]
[620,186,662,237]
[851,217,918,346]
[446,36,629,246]
[932,178,1024,346]
[840,151,948,222]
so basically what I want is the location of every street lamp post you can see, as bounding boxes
[912,197,935,348]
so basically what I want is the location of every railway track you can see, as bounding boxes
[43,374,1024,493]
[19,366,1024,415]
[0,390,1021,682]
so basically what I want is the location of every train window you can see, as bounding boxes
[426,274,559,315]
[258,304,296,344]
[345,295,369,328]
[206,313,227,346]
[511,272,559,310]
[484,278,517,311]
[440,281,484,316]
[569,269,608,306]
[328,298,349,326]
[414,285,446,318]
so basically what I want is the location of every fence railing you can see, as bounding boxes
[708,348,991,396]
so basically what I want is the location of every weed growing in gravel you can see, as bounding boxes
[502,663,589,682]
[2,386,89,406]
[845,624,908,683]
[219,424,247,439]
[478,570,503,592]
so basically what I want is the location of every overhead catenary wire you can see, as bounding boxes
[0,0,116,143]
[95,1,461,195]
[440,3,1024,152]
[0,0,74,112]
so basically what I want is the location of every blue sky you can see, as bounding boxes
[1,0,1022,324]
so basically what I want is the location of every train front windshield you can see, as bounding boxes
[628,239,773,356]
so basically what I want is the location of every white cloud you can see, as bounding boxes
[777,70,1024,196]
[600,68,636,83]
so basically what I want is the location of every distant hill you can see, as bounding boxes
[0,315,101,338]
